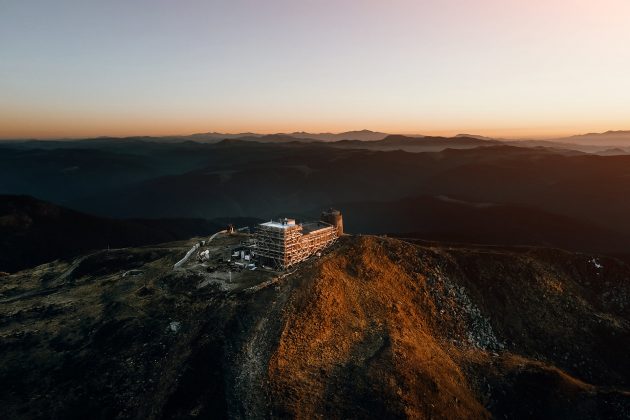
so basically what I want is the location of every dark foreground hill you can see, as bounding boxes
[1,235,629,419]
[0,195,256,273]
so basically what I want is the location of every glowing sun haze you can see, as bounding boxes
[1,0,629,139]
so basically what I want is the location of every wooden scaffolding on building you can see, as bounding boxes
[254,218,337,270]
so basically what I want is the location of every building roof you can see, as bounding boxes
[260,219,298,229]
[302,221,333,234]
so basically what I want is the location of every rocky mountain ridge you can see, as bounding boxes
[1,235,629,418]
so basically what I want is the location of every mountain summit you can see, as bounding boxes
[2,235,629,418]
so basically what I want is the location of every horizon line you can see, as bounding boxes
[1,128,629,142]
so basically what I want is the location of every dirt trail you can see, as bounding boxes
[0,253,96,304]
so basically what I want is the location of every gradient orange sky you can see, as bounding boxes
[1,0,629,139]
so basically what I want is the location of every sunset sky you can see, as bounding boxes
[1,0,629,139]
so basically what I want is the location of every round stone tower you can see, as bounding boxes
[321,208,343,237]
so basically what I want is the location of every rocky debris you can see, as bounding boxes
[198,249,210,262]
[168,321,181,333]
[425,266,504,352]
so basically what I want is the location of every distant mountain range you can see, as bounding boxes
[3,139,630,272]
[163,129,630,150]
[180,129,630,148]
[554,130,630,146]
[177,129,391,143]
[283,129,390,141]
[4,130,630,152]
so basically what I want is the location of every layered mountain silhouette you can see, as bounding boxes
[557,130,630,146]
[2,139,630,266]
[5,129,629,152]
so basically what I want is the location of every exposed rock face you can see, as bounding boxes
[1,236,629,419]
